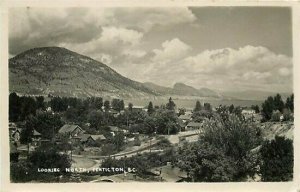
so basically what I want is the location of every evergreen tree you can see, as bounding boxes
[273,94,284,112]
[229,104,235,114]
[104,100,110,112]
[94,97,103,110]
[147,101,154,115]
[203,103,212,111]
[285,94,294,112]
[166,97,176,111]
[261,96,275,120]
[128,103,133,112]
[9,92,21,122]
[194,100,202,112]
[119,100,125,111]
[36,96,45,110]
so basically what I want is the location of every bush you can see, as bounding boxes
[282,108,293,121]
[260,136,293,181]
[271,110,281,122]
[200,114,262,179]
[177,142,237,182]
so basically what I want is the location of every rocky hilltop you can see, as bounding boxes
[9,47,158,98]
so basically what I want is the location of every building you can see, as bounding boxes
[80,134,106,146]
[185,122,202,131]
[178,114,192,123]
[9,122,22,143]
[58,124,85,138]
[108,126,128,136]
[32,129,42,146]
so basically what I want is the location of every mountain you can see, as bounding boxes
[222,90,292,101]
[143,82,219,98]
[9,47,158,98]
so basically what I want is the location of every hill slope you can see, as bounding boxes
[9,47,158,98]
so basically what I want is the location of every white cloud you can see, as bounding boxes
[152,38,191,63]
[100,26,143,46]
[137,45,292,92]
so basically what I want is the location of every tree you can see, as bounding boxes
[50,97,68,112]
[282,108,293,121]
[166,97,176,111]
[260,136,293,181]
[251,105,260,113]
[273,94,285,112]
[20,96,37,120]
[261,96,275,121]
[147,101,154,115]
[29,145,71,176]
[104,100,110,112]
[94,97,103,110]
[271,110,281,122]
[285,94,294,112]
[229,104,235,114]
[111,99,124,112]
[203,103,212,111]
[201,114,262,179]
[128,103,133,112]
[155,110,179,135]
[9,92,21,122]
[177,141,237,182]
[87,110,105,130]
[35,96,45,110]
[194,100,202,112]
[112,132,125,151]
[23,111,64,140]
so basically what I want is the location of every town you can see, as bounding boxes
[9,92,294,182]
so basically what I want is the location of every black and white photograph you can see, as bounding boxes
[2,3,298,189]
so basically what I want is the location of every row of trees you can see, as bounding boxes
[261,94,293,121]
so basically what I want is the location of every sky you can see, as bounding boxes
[9,7,293,93]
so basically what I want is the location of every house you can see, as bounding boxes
[58,124,85,138]
[80,134,106,146]
[132,106,147,112]
[108,126,128,136]
[11,129,21,143]
[9,123,22,142]
[185,122,202,131]
[178,114,192,123]
[32,129,42,146]
[178,120,187,132]
[242,109,256,115]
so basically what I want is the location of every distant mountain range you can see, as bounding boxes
[9,47,291,100]
[142,82,220,98]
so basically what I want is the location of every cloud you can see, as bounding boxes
[136,45,292,92]
[9,7,196,56]
[152,38,191,63]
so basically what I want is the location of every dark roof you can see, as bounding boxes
[186,122,202,127]
[59,124,82,134]
[79,134,106,142]
[79,134,90,142]
[33,129,42,136]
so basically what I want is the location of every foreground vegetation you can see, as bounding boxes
[9,92,294,182]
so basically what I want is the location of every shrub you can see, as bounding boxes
[260,136,293,181]
[271,110,281,122]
